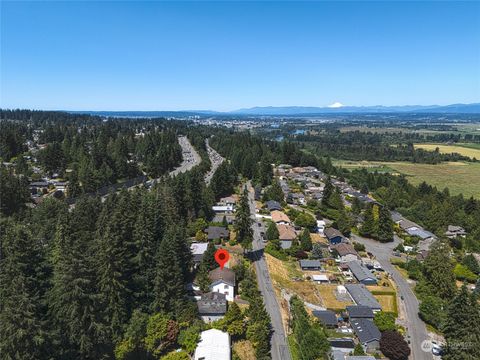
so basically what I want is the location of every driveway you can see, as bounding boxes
[350,233,433,360]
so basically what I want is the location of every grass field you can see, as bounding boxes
[233,340,256,360]
[334,160,480,198]
[317,284,353,310]
[414,143,480,159]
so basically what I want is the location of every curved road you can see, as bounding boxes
[247,182,292,360]
[350,233,432,360]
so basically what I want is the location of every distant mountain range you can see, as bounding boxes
[70,103,480,118]
[232,103,480,115]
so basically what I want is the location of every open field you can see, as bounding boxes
[233,340,256,360]
[372,293,397,313]
[334,160,480,198]
[414,143,480,159]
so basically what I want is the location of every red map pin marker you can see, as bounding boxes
[214,249,230,270]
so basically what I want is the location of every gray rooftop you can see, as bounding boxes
[350,318,381,344]
[345,284,381,310]
[312,310,337,326]
[299,259,322,268]
[206,226,230,240]
[347,261,377,283]
[197,292,227,315]
[346,305,374,319]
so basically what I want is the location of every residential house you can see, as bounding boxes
[329,338,355,353]
[206,226,230,241]
[312,310,337,328]
[324,228,345,245]
[271,210,291,225]
[219,196,237,206]
[316,219,326,235]
[350,318,381,351]
[191,242,209,266]
[299,259,322,270]
[345,284,381,311]
[212,214,235,225]
[266,200,282,211]
[277,224,297,249]
[346,305,374,320]
[288,192,306,205]
[209,268,236,301]
[197,292,227,323]
[334,243,359,263]
[445,225,467,239]
[212,205,235,214]
[194,329,231,360]
[347,261,377,285]
[312,274,330,283]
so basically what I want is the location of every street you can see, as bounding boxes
[350,233,433,360]
[204,138,224,185]
[247,182,292,360]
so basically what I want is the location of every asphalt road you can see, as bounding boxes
[247,182,292,360]
[204,138,224,185]
[350,233,432,360]
[169,135,201,176]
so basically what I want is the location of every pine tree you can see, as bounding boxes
[235,187,253,252]
[153,226,186,317]
[360,203,376,237]
[299,228,313,251]
[200,241,217,271]
[0,222,48,360]
[443,285,480,360]
[423,241,456,299]
[378,206,394,243]
[266,221,279,241]
[321,177,334,207]
[49,203,106,358]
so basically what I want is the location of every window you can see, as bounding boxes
[224,284,228,289]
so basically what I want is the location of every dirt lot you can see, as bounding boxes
[317,284,353,311]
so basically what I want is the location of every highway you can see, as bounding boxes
[247,182,292,360]
[204,138,224,185]
[350,233,432,360]
[169,135,201,176]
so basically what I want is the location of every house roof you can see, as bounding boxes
[398,218,419,231]
[346,356,376,360]
[277,224,297,241]
[266,200,282,211]
[346,305,374,319]
[313,310,337,326]
[197,292,227,315]
[329,338,355,349]
[206,226,230,240]
[350,318,381,344]
[406,227,436,240]
[347,261,377,283]
[271,210,291,224]
[280,240,292,249]
[324,228,344,240]
[191,242,209,256]
[345,284,381,310]
[194,329,231,360]
[312,274,329,281]
[209,267,236,287]
[335,243,358,257]
[299,259,321,268]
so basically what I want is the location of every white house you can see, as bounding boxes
[316,219,326,235]
[194,329,231,360]
[209,267,236,301]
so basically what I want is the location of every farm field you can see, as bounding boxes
[414,143,480,159]
[334,160,480,198]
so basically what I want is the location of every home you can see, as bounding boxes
[197,292,227,323]
[209,267,236,301]
[316,219,326,235]
[271,210,291,225]
[347,261,377,285]
[206,226,230,241]
[312,274,329,283]
[212,214,235,225]
[350,318,381,351]
[212,205,235,214]
[219,196,237,206]
[445,225,467,239]
[345,284,381,311]
[324,228,345,245]
[312,310,337,328]
[266,200,282,211]
[277,224,296,240]
[29,181,49,195]
[329,337,355,353]
[334,243,359,263]
[194,329,231,360]
[53,181,68,192]
[299,259,322,270]
[190,242,209,266]
[346,305,374,320]
[288,192,306,205]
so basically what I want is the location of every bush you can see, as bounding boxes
[380,330,411,360]
[264,244,288,261]
[454,263,478,282]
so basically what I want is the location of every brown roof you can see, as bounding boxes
[277,224,297,241]
[209,267,236,287]
[335,243,358,257]
[271,210,291,224]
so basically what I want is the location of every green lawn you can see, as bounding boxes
[334,160,480,198]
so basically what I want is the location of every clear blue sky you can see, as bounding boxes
[1,1,479,111]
